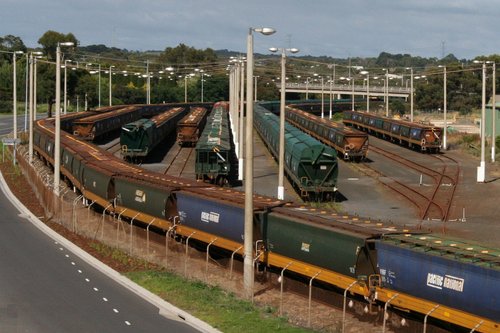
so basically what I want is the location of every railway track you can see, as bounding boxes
[100,138,122,156]
[163,146,194,177]
[360,144,460,223]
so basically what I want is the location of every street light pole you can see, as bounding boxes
[64,59,71,115]
[239,61,245,181]
[329,76,333,119]
[409,67,414,122]
[146,60,150,104]
[28,53,34,163]
[270,46,299,200]
[109,65,114,106]
[244,26,275,299]
[385,68,389,117]
[351,76,355,111]
[24,53,28,132]
[477,61,487,183]
[54,42,74,196]
[201,71,205,103]
[12,51,23,140]
[254,76,258,101]
[444,66,447,150]
[98,63,101,107]
[439,65,447,150]
[54,44,62,196]
[360,71,369,112]
[321,76,325,118]
[492,63,496,162]
[305,77,309,100]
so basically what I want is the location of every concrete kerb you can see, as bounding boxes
[0,170,221,333]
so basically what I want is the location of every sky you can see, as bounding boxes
[2,0,499,60]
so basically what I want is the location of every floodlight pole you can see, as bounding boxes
[244,27,275,299]
[54,42,74,196]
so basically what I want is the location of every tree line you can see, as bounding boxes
[0,30,498,117]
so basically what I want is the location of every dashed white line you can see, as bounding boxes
[55,242,133,328]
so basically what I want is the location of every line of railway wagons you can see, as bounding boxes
[284,106,369,161]
[176,106,208,146]
[30,104,500,332]
[343,110,443,153]
[120,107,187,159]
[254,104,338,200]
[194,102,233,186]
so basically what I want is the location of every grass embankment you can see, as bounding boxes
[90,242,314,333]
[126,270,312,333]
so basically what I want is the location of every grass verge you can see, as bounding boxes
[125,270,313,333]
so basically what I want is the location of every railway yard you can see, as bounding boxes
[8,102,500,333]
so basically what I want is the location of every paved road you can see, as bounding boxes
[0,113,45,136]
[0,178,201,332]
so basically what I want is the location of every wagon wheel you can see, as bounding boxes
[217,176,228,187]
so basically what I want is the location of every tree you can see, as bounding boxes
[159,43,217,65]
[390,99,406,116]
[0,35,27,62]
[37,30,78,60]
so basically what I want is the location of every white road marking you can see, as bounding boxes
[113,308,119,313]
[102,297,108,302]
[59,247,64,251]
[65,254,69,258]
[93,287,99,292]
[85,278,90,282]
[71,262,76,266]
[77,270,82,274]
[125,321,131,326]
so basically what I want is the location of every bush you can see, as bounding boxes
[0,100,13,113]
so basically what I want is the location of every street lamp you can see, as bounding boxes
[269,46,299,200]
[54,41,74,196]
[12,50,24,140]
[438,65,447,150]
[244,26,275,299]
[474,60,490,183]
